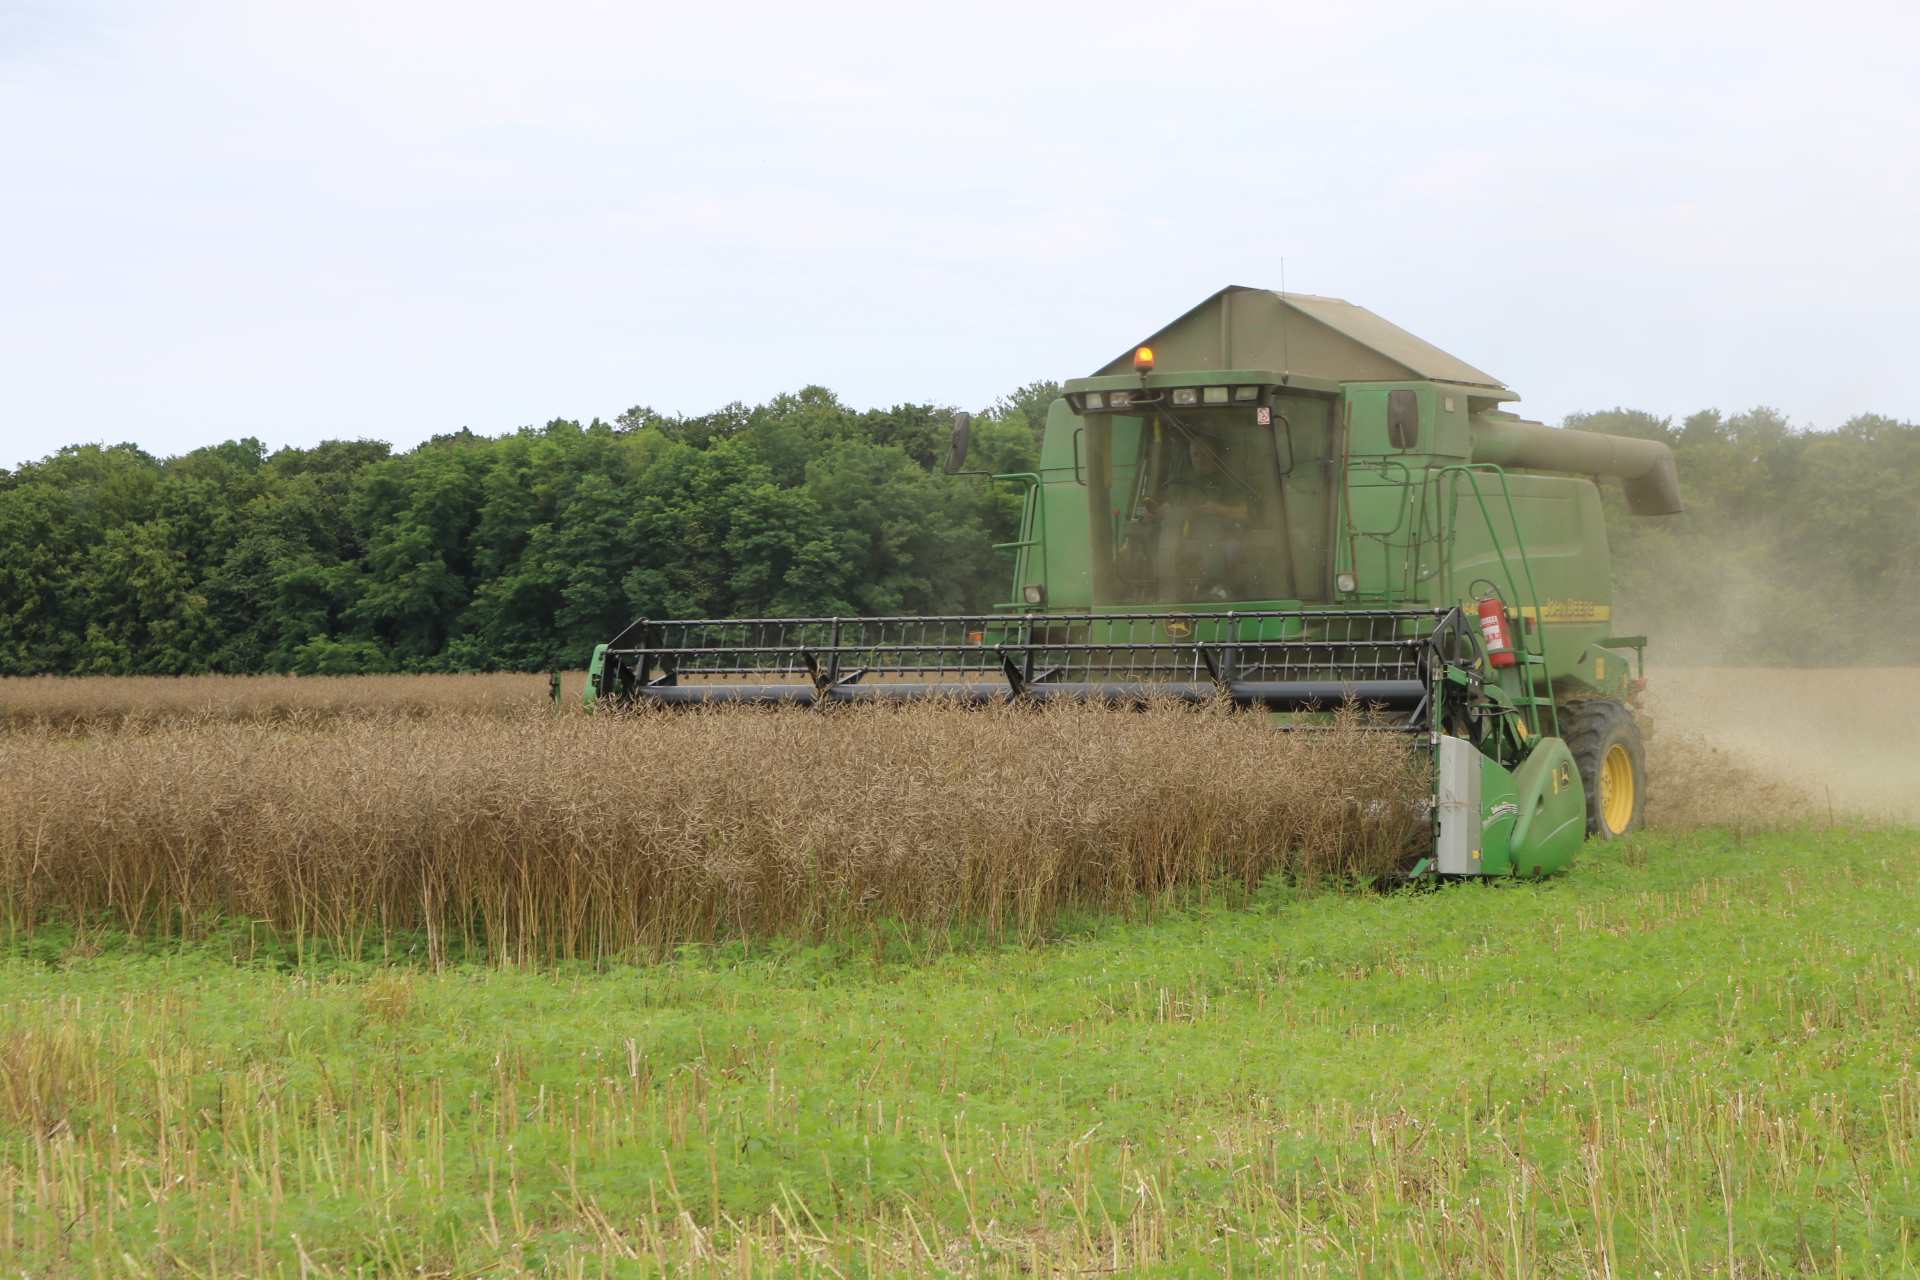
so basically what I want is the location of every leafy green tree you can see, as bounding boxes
[75,520,212,674]
[290,635,394,675]
[620,436,840,622]
[994,380,1064,446]
[343,443,492,664]
[0,482,88,674]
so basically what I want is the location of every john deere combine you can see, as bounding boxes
[587,288,1680,877]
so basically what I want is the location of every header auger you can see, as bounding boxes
[587,287,1677,878]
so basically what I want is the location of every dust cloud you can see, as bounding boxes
[1639,669,1920,827]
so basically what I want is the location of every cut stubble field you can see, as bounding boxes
[5,829,1919,1278]
[2,672,1917,1278]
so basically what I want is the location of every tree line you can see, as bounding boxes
[0,386,1054,675]
[1,389,1914,673]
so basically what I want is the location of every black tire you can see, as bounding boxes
[1561,698,1646,838]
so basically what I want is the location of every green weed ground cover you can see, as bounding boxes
[4,827,1919,1277]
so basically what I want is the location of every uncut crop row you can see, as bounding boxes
[0,670,557,728]
[2,701,1428,962]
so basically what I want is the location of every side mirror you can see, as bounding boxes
[1386,390,1420,450]
[942,412,972,474]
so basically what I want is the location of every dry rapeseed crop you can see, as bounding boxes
[0,670,559,729]
[1,699,1427,962]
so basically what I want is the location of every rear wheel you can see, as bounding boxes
[1562,698,1645,838]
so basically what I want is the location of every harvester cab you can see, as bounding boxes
[587,287,1680,878]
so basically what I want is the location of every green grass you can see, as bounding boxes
[5,827,1920,1277]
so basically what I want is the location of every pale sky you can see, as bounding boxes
[4,0,1918,468]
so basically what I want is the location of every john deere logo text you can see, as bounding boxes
[1520,600,1610,623]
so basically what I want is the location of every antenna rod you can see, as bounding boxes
[1281,258,1290,383]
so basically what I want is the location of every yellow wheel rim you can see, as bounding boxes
[1600,743,1635,833]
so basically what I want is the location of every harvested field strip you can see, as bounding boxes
[0,701,1427,962]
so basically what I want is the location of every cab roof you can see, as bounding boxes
[1094,286,1511,396]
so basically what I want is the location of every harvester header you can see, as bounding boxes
[588,286,1678,878]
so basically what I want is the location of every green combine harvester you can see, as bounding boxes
[587,288,1680,878]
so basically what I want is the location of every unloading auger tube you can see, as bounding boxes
[583,285,1675,879]
[1467,416,1683,516]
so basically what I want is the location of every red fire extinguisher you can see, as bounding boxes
[1478,597,1518,668]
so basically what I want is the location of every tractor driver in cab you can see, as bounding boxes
[1154,430,1250,602]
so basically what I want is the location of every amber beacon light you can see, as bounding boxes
[1132,346,1154,373]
